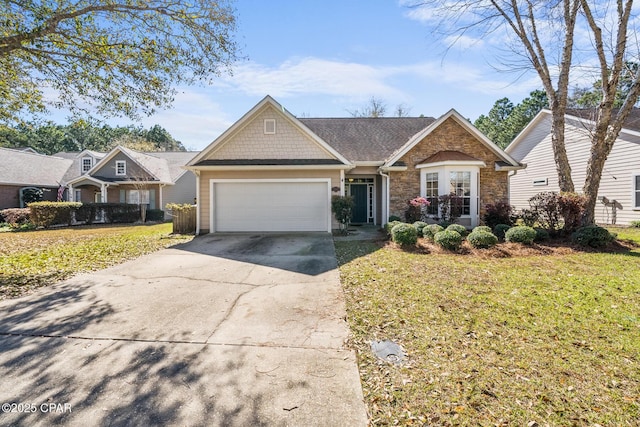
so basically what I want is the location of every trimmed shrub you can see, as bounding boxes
[483,201,515,228]
[146,209,165,222]
[534,227,550,242]
[571,225,614,248]
[0,208,31,228]
[434,230,462,251]
[29,201,82,228]
[108,204,140,223]
[422,224,444,240]
[493,224,511,241]
[446,223,467,236]
[505,225,537,245]
[473,225,493,234]
[413,221,428,236]
[467,230,498,249]
[384,220,404,235]
[391,223,418,247]
[388,215,402,222]
[631,220,640,228]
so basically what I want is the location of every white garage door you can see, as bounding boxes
[212,179,330,232]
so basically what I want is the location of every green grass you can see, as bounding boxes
[336,235,640,426]
[0,223,193,299]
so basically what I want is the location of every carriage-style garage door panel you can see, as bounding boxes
[211,180,330,232]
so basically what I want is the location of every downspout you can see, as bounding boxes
[195,171,201,235]
[507,170,518,203]
[379,169,390,226]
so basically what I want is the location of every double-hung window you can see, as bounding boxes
[450,171,471,215]
[424,172,439,215]
[115,160,126,176]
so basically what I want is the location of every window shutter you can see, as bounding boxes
[119,189,126,203]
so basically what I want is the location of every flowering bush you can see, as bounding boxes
[405,197,431,223]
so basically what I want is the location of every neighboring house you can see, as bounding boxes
[0,146,197,219]
[0,148,72,209]
[186,96,523,234]
[506,109,640,226]
[64,146,198,218]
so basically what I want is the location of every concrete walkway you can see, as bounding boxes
[0,234,367,426]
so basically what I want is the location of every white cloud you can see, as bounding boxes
[443,34,484,50]
[138,89,234,150]
[217,57,404,99]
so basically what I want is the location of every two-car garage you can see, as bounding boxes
[210,179,331,232]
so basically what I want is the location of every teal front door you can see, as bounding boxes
[350,184,368,223]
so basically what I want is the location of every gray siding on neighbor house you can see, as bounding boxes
[508,115,640,225]
[161,171,196,218]
[91,152,154,180]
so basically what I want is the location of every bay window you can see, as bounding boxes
[419,163,482,227]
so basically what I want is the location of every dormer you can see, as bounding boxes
[81,155,94,173]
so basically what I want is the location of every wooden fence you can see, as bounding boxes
[172,206,196,234]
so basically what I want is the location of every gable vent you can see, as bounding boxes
[264,119,276,134]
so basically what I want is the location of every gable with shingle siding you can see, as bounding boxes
[207,106,335,160]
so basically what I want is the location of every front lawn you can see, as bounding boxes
[0,223,193,300]
[336,236,640,425]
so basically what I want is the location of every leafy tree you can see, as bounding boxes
[0,0,238,124]
[0,121,185,154]
[475,90,548,148]
[474,98,514,148]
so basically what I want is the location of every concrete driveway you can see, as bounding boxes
[0,233,367,426]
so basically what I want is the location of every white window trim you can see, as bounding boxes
[633,172,640,210]
[81,156,93,173]
[420,165,481,227]
[264,119,276,134]
[74,189,82,202]
[115,160,126,176]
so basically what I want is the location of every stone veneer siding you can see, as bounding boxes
[389,117,509,222]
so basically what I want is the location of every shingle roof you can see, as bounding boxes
[194,159,344,166]
[118,146,173,183]
[143,151,199,181]
[565,107,640,133]
[419,150,481,164]
[0,148,72,187]
[299,117,436,162]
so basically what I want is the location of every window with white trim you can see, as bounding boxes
[424,172,439,215]
[81,157,93,173]
[634,174,640,209]
[115,160,126,176]
[450,171,471,215]
[264,119,276,134]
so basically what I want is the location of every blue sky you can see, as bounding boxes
[108,1,545,150]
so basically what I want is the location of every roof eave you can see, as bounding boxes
[496,163,526,171]
[416,160,487,169]
[186,164,355,171]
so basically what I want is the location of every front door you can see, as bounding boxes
[350,184,368,223]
